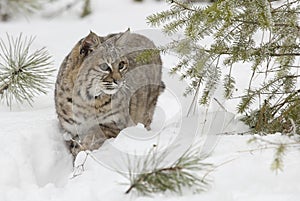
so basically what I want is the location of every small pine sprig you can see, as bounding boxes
[0,33,54,107]
[122,146,213,195]
[0,0,41,21]
[271,144,286,172]
[247,135,300,172]
[80,0,91,18]
[43,0,93,19]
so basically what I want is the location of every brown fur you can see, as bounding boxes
[55,30,164,156]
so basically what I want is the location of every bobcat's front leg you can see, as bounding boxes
[68,126,107,157]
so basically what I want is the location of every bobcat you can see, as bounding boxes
[55,29,164,156]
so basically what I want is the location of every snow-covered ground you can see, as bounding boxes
[1,0,300,200]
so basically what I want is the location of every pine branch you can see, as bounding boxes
[232,19,300,31]
[0,0,42,21]
[0,33,54,107]
[270,53,300,57]
[121,146,213,195]
[169,0,198,12]
[81,0,91,18]
[125,166,183,194]
[148,0,300,134]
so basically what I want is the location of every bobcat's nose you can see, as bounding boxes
[112,71,122,84]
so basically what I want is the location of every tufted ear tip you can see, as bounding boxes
[85,31,98,43]
[80,31,100,56]
[114,28,131,46]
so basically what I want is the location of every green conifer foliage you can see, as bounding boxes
[0,0,41,21]
[121,146,212,195]
[80,0,91,18]
[0,34,54,107]
[148,0,300,134]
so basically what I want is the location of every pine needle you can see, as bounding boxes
[0,33,54,107]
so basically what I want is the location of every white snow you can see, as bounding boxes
[1,0,300,201]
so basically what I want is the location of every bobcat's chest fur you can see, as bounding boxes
[69,89,131,135]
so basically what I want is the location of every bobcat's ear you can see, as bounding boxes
[80,31,100,56]
[115,28,131,46]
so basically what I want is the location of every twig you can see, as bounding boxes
[213,98,228,112]
[0,82,9,94]
[170,0,197,12]
[187,80,201,117]
[125,166,183,194]
[252,136,300,146]
[69,138,105,179]
[202,158,237,182]
[237,146,277,154]
[70,152,89,179]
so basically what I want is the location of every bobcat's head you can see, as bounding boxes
[92,53,129,95]
[78,29,131,98]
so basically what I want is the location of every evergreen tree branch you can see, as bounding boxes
[121,146,213,195]
[0,0,42,21]
[148,0,300,134]
[0,33,54,107]
[169,0,197,12]
[232,19,300,31]
[203,49,300,57]
[81,0,91,18]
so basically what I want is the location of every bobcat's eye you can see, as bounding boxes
[98,63,111,72]
[118,61,127,70]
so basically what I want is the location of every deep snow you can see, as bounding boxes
[1,0,300,201]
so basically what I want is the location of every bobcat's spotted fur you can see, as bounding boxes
[55,30,164,156]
